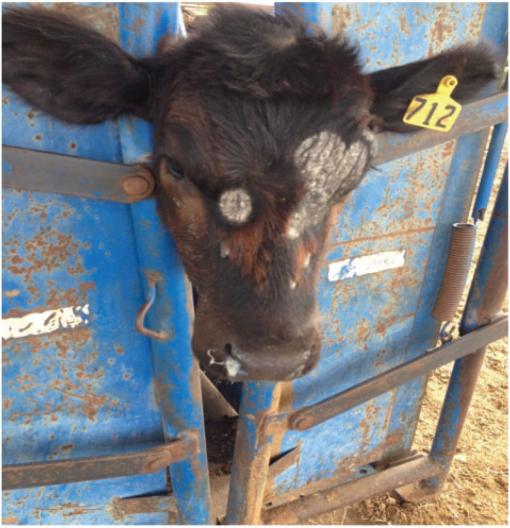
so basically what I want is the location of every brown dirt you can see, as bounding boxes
[307,135,508,526]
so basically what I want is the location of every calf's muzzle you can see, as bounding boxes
[192,305,322,381]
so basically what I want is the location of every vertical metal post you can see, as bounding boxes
[472,122,508,221]
[224,382,281,524]
[472,77,508,222]
[117,3,213,524]
[427,165,508,491]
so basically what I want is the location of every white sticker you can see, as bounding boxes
[2,305,90,340]
[328,250,406,282]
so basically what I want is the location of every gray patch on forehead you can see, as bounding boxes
[288,131,374,239]
[219,188,252,224]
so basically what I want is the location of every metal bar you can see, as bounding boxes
[114,495,179,516]
[473,76,508,221]
[117,3,213,524]
[2,146,154,202]
[224,382,282,525]
[2,437,195,491]
[265,315,507,435]
[472,122,509,221]
[375,91,508,166]
[3,92,506,201]
[425,165,508,493]
[200,371,238,420]
[261,455,443,524]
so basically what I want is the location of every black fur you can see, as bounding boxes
[2,7,152,123]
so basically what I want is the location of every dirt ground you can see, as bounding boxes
[306,137,508,526]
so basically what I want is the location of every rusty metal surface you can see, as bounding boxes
[114,495,178,517]
[2,188,170,524]
[224,382,282,525]
[2,2,209,525]
[2,146,155,203]
[3,437,196,491]
[262,455,443,524]
[263,316,507,435]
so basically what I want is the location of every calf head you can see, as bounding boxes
[3,6,499,381]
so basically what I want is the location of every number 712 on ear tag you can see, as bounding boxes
[403,75,462,132]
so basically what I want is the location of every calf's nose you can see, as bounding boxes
[202,331,322,381]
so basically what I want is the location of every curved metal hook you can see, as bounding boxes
[135,270,170,341]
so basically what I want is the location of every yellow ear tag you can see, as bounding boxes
[403,75,462,132]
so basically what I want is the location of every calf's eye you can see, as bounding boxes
[165,157,185,179]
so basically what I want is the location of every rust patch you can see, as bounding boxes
[114,344,124,355]
[79,282,95,295]
[356,318,370,343]
[2,516,19,525]
[51,3,120,43]
[3,397,12,411]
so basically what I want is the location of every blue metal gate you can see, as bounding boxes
[2,2,508,525]
[3,3,212,525]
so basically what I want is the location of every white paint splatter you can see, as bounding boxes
[328,250,406,282]
[2,305,90,340]
[219,188,252,224]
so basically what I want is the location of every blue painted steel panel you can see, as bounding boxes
[2,2,211,524]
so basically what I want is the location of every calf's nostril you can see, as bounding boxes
[224,343,233,356]
[207,348,226,363]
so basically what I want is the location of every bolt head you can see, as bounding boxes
[291,415,313,431]
[123,175,150,196]
[148,457,170,472]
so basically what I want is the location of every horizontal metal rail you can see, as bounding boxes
[265,315,508,435]
[2,146,155,203]
[2,435,198,490]
[375,91,508,165]
[2,92,507,202]
[262,454,442,524]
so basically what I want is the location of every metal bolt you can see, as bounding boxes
[148,457,171,472]
[123,175,150,196]
[291,415,313,431]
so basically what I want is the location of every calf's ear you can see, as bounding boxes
[369,43,501,133]
[2,7,157,124]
